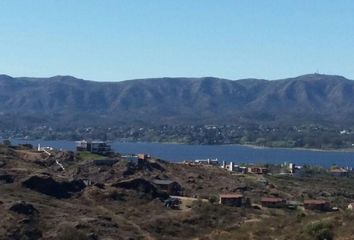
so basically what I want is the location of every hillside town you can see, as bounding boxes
[2,122,354,150]
[2,139,354,239]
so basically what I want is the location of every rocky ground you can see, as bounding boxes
[1,144,354,239]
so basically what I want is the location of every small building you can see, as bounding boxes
[304,200,330,211]
[219,193,243,207]
[288,163,295,174]
[237,166,248,174]
[138,153,150,160]
[88,141,111,154]
[248,167,268,174]
[152,179,182,196]
[76,140,88,151]
[223,162,237,172]
[261,197,285,208]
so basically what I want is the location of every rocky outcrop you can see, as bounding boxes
[112,178,168,200]
[22,175,86,198]
[53,151,75,162]
[137,159,166,172]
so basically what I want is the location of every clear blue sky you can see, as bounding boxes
[0,0,353,81]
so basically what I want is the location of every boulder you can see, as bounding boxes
[22,175,86,198]
[0,161,5,168]
[9,201,38,215]
[0,174,15,184]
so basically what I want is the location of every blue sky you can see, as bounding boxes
[0,0,353,81]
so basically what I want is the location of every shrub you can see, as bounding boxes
[304,221,333,240]
[57,226,87,240]
[2,140,11,146]
[208,195,219,204]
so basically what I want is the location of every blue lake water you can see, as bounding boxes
[8,139,354,168]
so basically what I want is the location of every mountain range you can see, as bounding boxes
[1,73,354,129]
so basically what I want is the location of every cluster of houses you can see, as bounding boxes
[72,141,354,212]
[218,193,334,211]
[192,158,295,175]
[221,161,268,174]
[220,161,306,175]
[191,158,270,174]
[193,157,354,178]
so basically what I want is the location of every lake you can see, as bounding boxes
[8,139,354,168]
[11,139,354,167]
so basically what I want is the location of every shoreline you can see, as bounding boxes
[240,144,354,153]
[7,138,354,153]
[113,140,354,153]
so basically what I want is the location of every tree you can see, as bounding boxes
[2,139,11,146]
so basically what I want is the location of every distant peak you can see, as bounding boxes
[288,73,349,82]
[47,75,85,83]
[296,73,345,78]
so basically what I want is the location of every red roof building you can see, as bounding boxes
[261,197,285,208]
[304,200,330,211]
[219,193,244,207]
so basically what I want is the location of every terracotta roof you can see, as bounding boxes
[219,193,243,199]
[261,197,284,203]
[304,200,328,205]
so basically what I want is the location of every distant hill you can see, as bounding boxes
[1,73,354,129]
